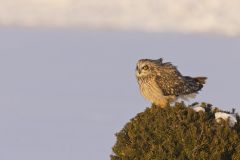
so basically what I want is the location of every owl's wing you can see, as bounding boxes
[155,63,200,96]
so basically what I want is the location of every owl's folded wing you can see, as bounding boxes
[155,75,201,96]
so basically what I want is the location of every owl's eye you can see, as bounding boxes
[142,65,149,70]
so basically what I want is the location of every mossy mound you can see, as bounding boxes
[111,102,240,160]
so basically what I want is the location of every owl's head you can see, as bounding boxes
[136,58,162,78]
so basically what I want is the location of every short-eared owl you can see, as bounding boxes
[136,58,207,107]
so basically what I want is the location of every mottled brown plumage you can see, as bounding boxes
[136,58,207,107]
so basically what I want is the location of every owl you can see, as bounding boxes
[136,58,207,107]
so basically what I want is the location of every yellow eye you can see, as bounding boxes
[142,65,149,70]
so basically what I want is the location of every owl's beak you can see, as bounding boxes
[138,69,141,74]
[136,65,141,75]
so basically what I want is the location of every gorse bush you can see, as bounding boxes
[111,103,240,160]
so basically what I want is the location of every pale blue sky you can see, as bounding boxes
[0,27,240,160]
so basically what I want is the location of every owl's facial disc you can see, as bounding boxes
[136,62,151,77]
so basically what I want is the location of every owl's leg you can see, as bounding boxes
[154,98,168,108]
[167,96,177,106]
[154,96,176,108]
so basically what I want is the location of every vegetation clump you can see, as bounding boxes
[111,102,240,160]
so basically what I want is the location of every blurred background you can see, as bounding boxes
[0,1,240,160]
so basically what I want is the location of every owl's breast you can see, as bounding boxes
[138,78,164,103]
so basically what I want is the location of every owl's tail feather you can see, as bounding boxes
[193,77,207,84]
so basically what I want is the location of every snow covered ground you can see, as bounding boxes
[0,28,239,160]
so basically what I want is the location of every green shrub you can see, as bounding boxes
[111,102,240,160]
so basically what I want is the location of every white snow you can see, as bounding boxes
[193,106,205,112]
[192,104,205,112]
[215,112,237,127]
[191,104,238,127]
